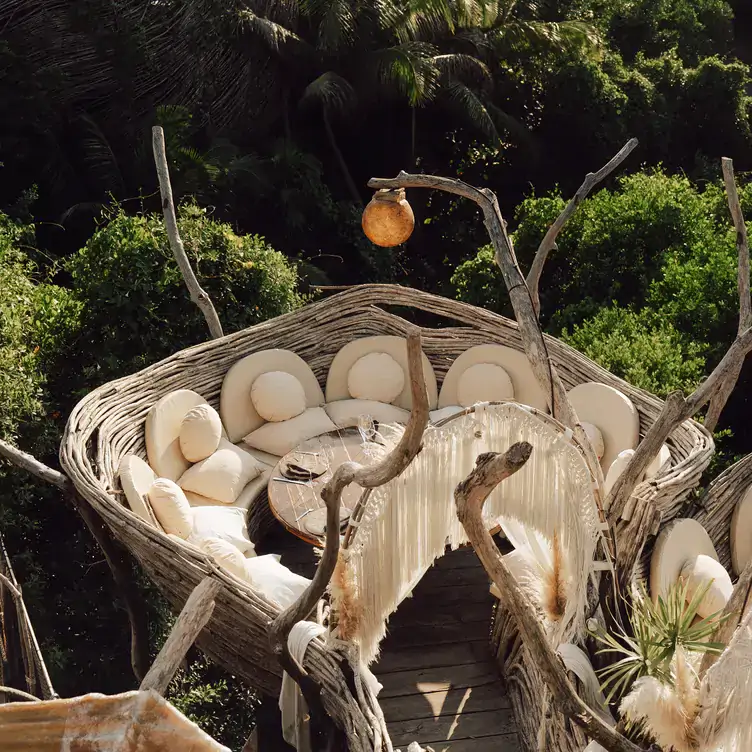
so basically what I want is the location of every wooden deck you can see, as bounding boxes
[259,527,520,751]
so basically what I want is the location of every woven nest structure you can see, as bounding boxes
[60,284,715,750]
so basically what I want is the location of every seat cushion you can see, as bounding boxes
[179,404,223,463]
[243,407,337,457]
[243,554,311,609]
[429,405,464,424]
[184,469,271,511]
[251,371,307,423]
[148,478,193,538]
[190,506,254,555]
[118,455,159,526]
[178,439,262,504]
[199,537,255,581]
[324,399,410,429]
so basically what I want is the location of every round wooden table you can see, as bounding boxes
[267,428,385,545]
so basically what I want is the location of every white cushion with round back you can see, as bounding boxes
[347,352,405,403]
[679,554,733,619]
[251,371,307,423]
[118,455,159,526]
[456,363,514,407]
[581,422,605,462]
[179,404,223,463]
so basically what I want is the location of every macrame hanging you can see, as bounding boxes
[342,403,603,664]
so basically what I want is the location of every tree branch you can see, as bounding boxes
[0,686,40,703]
[526,138,639,316]
[268,330,429,717]
[0,438,151,682]
[152,126,223,340]
[454,443,642,752]
[705,157,751,432]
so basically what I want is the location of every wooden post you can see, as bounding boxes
[152,126,224,340]
[140,577,222,695]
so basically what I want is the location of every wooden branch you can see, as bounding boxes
[699,560,752,677]
[527,138,639,316]
[140,577,222,695]
[455,443,642,752]
[152,126,223,340]
[268,330,429,716]
[0,438,151,682]
[705,157,751,431]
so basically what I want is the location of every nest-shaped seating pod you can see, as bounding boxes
[60,285,713,741]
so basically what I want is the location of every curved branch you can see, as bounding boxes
[526,138,638,316]
[454,443,641,752]
[0,686,40,703]
[152,126,223,340]
[268,329,430,706]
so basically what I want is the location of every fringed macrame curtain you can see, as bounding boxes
[344,403,603,664]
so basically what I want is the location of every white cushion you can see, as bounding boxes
[347,352,405,403]
[185,469,271,511]
[251,371,307,423]
[731,485,752,575]
[190,506,254,554]
[324,399,410,428]
[243,554,311,608]
[179,404,223,463]
[199,537,254,580]
[243,407,337,457]
[220,349,325,443]
[429,405,464,424]
[148,478,193,538]
[456,363,514,407]
[645,443,672,480]
[567,382,640,471]
[582,422,605,461]
[325,335,438,410]
[679,554,733,619]
[118,455,159,526]
[604,449,635,499]
[178,438,261,504]
[438,344,548,412]
[146,389,210,480]
[650,518,718,602]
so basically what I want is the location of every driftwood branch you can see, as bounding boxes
[268,330,430,721]
[140,577,222,695]
[152,126,223,340]
[526,138,639,316]
[0,438,151,682]
[454,443,642,752]
[705,157,751,432]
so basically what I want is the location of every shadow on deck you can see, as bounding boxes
[257,530,520,751]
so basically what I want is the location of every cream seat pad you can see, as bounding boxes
[731,485,752,575]
[567,382,640,471]
[118,455,159,526]
[185,469,271,511]
[325,335,438,410]
[650,518,718,602]
[146,389,211,481]
[221,350,325,443]
[438,344,548,411]
[324,399,410,429]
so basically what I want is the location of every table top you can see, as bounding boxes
[267,428,385,546]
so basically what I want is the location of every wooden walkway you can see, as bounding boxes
[259,530,520,751]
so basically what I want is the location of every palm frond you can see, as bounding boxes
[390,0,455,43]
[441,82,502,143]
[373,42,442,106]
[238,8,305,52]
[432,53,490,84]
[301,0,356,51]
[486,19,601,56]
[300,71,357,113]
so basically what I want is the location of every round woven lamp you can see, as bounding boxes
[362,188,415,247]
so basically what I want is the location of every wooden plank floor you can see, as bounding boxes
[258,528,520,751]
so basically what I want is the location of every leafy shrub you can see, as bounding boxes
[65,203,303,394]
[561,305,705,396]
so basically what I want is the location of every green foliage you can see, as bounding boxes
[65,203,303,391]
[592,580,729,701]
[560,305,705,397]
[450,245,512,317]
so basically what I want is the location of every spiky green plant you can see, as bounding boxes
[591,580,731,702]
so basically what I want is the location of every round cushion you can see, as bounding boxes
[645,443,672,480]
[325,335,438,411]
[731,485,752,575]
[650,518,718,602]
[567,382,640,472]
[581,422,604,461]
[456,363,514,407]
[148,478,193,538]
[179,404,223,462]
[679,554,733,619]
[118,455,158,526]
[251,371,307,423]
[438,344,548,412]
[603,449,635,499]
[199,537,249,581]
[347,352,405,403]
